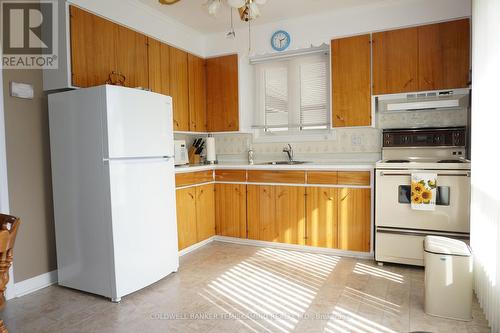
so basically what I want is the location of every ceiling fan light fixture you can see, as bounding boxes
[207,0,222,16]
[158,0,181,4]
[227,0,246,8]
[248,2,260,19]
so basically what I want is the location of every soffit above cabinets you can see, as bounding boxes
[135,0,398,34]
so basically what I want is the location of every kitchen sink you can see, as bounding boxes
[260,161,309,165]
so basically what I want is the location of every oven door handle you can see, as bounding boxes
[376,227,470,239]
[379,171,470,177]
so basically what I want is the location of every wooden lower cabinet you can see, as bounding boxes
[276,186,306,245]
[176,171,371,253]
[247,185,306,245]
[306,186,371,252]
[306,187,339,248]
[196,184,215,242]
[247,185,277,242]
[338,188,371,252]
[215,184,247,238]
[176,184,215,251]
[176,187,197,250]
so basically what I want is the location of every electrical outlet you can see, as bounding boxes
[351,134,362,146]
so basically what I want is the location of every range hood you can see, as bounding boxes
[375,89,470,113]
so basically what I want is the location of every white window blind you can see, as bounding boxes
[300,61,328,129]
[255,52,330,133]
[264,67,288,131]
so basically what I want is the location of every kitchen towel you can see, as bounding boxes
[411,173,437,211]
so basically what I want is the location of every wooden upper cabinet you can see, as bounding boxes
[147,38,170,96]
[169,47,190,131]
[113,25,149,89]
[338,188,371,252]
[207,54,239,132]
[70,6,116,87]
[418,19,470,91]
[188,54,207,132]
[70,6,148,89]
[373,27,419,95]
[331,34,372,127]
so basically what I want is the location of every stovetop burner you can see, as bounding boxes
[437,159,465,163]
[385,159,410,163]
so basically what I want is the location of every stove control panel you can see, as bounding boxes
[383,127,466,148]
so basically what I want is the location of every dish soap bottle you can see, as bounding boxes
[248,146,255,165]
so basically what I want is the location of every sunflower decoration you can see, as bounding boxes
[411,176,436,206]
[421,189,433,204]
[411,180,425,195]
[412,194,423,204]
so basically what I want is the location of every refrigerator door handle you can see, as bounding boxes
[103,156,174,163]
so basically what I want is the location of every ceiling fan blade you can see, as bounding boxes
[158,0,181,4]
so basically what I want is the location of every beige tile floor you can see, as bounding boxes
[1,242,491,333]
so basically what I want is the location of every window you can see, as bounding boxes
[254,52,330,134]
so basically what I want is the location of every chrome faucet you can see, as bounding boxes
[283,144,294,162]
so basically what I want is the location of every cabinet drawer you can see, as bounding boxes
[215,169,247,182]
[175,170,213,187]
[337,171,371,186]
[307,171,338,185]
[247,170,305,184]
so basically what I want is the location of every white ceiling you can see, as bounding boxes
[136,0,396,34]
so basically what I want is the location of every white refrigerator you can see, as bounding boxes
[48,85,179,302]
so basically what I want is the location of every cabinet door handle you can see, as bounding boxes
[322,192,334,201]
[403,78,414,88]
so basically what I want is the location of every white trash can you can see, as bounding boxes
[424,236,473,321]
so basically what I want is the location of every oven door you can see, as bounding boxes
[375,169,470,232]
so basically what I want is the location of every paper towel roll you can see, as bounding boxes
[206,137,216,162]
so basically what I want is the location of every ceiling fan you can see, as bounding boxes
[158,0,267,21]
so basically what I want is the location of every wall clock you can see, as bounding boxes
[271,30,291,52]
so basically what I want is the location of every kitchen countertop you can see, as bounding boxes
[174,161,376,173]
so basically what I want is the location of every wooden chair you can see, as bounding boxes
[0,214,20,333]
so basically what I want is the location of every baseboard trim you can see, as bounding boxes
[12,270,58,299]
[178,236,216,257]
[214,236,374,259]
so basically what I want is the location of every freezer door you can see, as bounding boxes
[108,157,179,298]
[104,86,173,159]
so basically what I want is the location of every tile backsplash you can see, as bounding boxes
[377,108,468,129]
[175,108,468,164]
[213,128,382,163]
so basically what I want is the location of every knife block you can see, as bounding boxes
[188,147,201,165]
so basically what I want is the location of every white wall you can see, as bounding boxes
[205,0,471,131]
[68,0,206,57]
[470,0,500,331]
